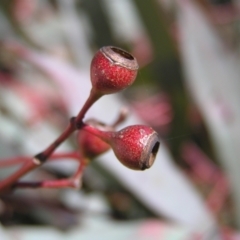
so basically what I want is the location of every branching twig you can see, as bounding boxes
[0,89,100,192]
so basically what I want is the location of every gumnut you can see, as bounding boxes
[90,46,139,95]
[77,119,111,159]
[82,124,160,170]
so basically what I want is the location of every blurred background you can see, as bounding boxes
[1,0,240,239]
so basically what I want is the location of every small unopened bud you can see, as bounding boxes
[77,120,111,159]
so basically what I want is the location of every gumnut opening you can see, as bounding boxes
[90,46,139,95]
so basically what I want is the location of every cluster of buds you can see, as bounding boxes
[0,45,161,193]
[78,46,160,170]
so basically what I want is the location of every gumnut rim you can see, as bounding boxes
[101,46,139,70]
[140,132,160,170]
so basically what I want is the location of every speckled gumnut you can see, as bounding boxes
[109,125,160,170]
[90,46,139,95]
[77,120,111,159]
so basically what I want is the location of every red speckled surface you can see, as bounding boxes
[90,50,138,95]
[111,125,156,170]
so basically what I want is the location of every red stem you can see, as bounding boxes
[0,156,30,167]
[0,160,36,192]
[14,179,78,188]
[75,89,101,124]
[50,151,80,161]
[37,122,76,162]
[36,90,101,162]
[13,153,87,189]
[0,151,80,168]
[0,89,100,192]
[81,123,112,143]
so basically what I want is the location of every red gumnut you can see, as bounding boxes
[77,120,111,159]
[109,125,160,170]
[83,124,160,170]
[90,46,139,95]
